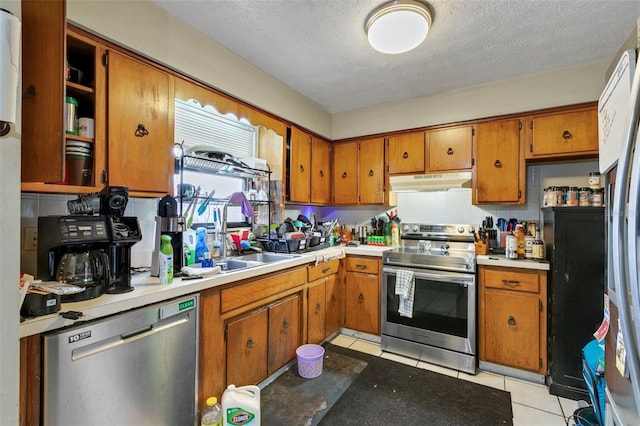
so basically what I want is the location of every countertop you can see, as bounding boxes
[476,254,550,271]
[19,244,391,338]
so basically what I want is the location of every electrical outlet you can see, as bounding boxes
[24,227,37,251]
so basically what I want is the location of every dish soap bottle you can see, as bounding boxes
[391,223,400,246]
[201,396,222,426]
[195,227,210,265]
[159,234,173,284]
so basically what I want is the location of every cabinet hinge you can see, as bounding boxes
[472,127,475,136]
[101,170,108,184]
[518,190,522,199]
[529,120,534,130]
[539,300,543,312]
[102,52,108,67]
[472,158,475,166]
[224,327,227,341]
[540,358,543,369]
[529,143,533,153]
[519,121,522,131]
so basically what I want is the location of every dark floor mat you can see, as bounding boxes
[261,349,368,426]
[318,344,513,426]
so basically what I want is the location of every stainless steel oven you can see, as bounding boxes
[381,223,477,374]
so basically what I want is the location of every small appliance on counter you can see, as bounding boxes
[37,186,142,302]
[151,195,184,277]
[37,215,111,303]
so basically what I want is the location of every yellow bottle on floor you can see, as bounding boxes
[222,384,261,426]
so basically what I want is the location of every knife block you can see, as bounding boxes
[474,236,489,255]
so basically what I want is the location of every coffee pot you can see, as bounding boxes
[56,249,108,301]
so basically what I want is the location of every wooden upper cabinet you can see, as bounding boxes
[333,141,359,204]
[311,136,331,204]
[21,0,66,184]
[288,126,312,203]
[426,125,473,172]
[106,51,172,194]
[386,132,425,174]
[473,119,524,205]
[525,105,598,159]
[359,137,385,204]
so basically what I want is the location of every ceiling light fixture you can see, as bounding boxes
[365,0,432,54]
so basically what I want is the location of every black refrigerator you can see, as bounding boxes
[543,206,605,400]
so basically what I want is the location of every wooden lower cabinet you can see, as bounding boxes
[226,308,269,386]
[307,259,342,344]
[344,256,381,335]
[200,267,306,401]
[478,265,547,374]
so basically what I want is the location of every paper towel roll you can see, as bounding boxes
[0,9,20,126]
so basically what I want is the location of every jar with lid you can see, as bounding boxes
[590,188,604,207]
[524,232,535,259]
[589,172,601,189]
[547,186,560,206]
[566,187,579,206]
[559,186,569,205]
[579,187,591,206]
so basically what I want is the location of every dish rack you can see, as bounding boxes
[256,236,330,253]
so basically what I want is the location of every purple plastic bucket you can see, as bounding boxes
[296,344,325,378]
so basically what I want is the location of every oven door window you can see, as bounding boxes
[385,273,470,338]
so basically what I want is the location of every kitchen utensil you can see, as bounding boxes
[197,189,216,216]
[184,186,201,228]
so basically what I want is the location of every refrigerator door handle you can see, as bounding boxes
[612,52,640,416]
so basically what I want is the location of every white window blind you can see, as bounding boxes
[174,98,257,158]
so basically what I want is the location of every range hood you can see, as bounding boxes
[389,172,472,192]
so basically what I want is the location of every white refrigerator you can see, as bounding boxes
[598,18,640,426]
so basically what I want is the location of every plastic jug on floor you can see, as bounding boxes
[222,384,260,426]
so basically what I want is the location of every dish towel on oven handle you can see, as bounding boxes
[395,269,415,318]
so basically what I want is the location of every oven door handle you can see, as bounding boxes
[383,266,474,286]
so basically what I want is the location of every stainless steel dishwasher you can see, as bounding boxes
[42,294,199,426]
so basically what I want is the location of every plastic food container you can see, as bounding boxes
[296,344,325,379]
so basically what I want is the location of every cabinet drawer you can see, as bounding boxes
[345,257,379,274]
[307,259,340,282]
[221,267,306,313]
[483,269,539,293]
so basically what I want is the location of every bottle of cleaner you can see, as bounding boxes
[391,222,400,246]
[183,228,196,266]
[195,227,210,265]
[200,396,222,426]
[222,384,260,426]
[159,234,173,284]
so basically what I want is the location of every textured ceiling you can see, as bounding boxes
[153,0,640,113]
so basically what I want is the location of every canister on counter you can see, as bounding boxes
[589,172,601,189]
[506,234,518,259]
[546,186,559,206]
[566,187,579,206]
[524,234,535,259]
[579,187,591,206]
[591,188,604,207]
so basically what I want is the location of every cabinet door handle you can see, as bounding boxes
[494,159,502,168]
[562,130,572,140]
[342,172,347,178]
[403,151,409,159]
[246,337,254,348]
[501,279,521,287]
[507,316,516,326]
[299,164,305,173]
[315,302,322,311]
[358,292,364,303]
[135,123,149,137]
[282,319,289,330]
[368,169,374,177]
[331,295,336,303]
[356,264,367,270]
[322,267,330,273]
[447,147,454,155]
[319,169,324,177]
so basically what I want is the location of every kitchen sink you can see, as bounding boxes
[218,259,263,272]
[235,252,300,263]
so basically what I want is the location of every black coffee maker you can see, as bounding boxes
[37,215,111,302]
[67,186,142,294]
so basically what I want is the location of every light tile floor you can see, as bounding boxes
[330,334,583,426]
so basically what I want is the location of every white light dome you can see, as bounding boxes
[366,1,432,54]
